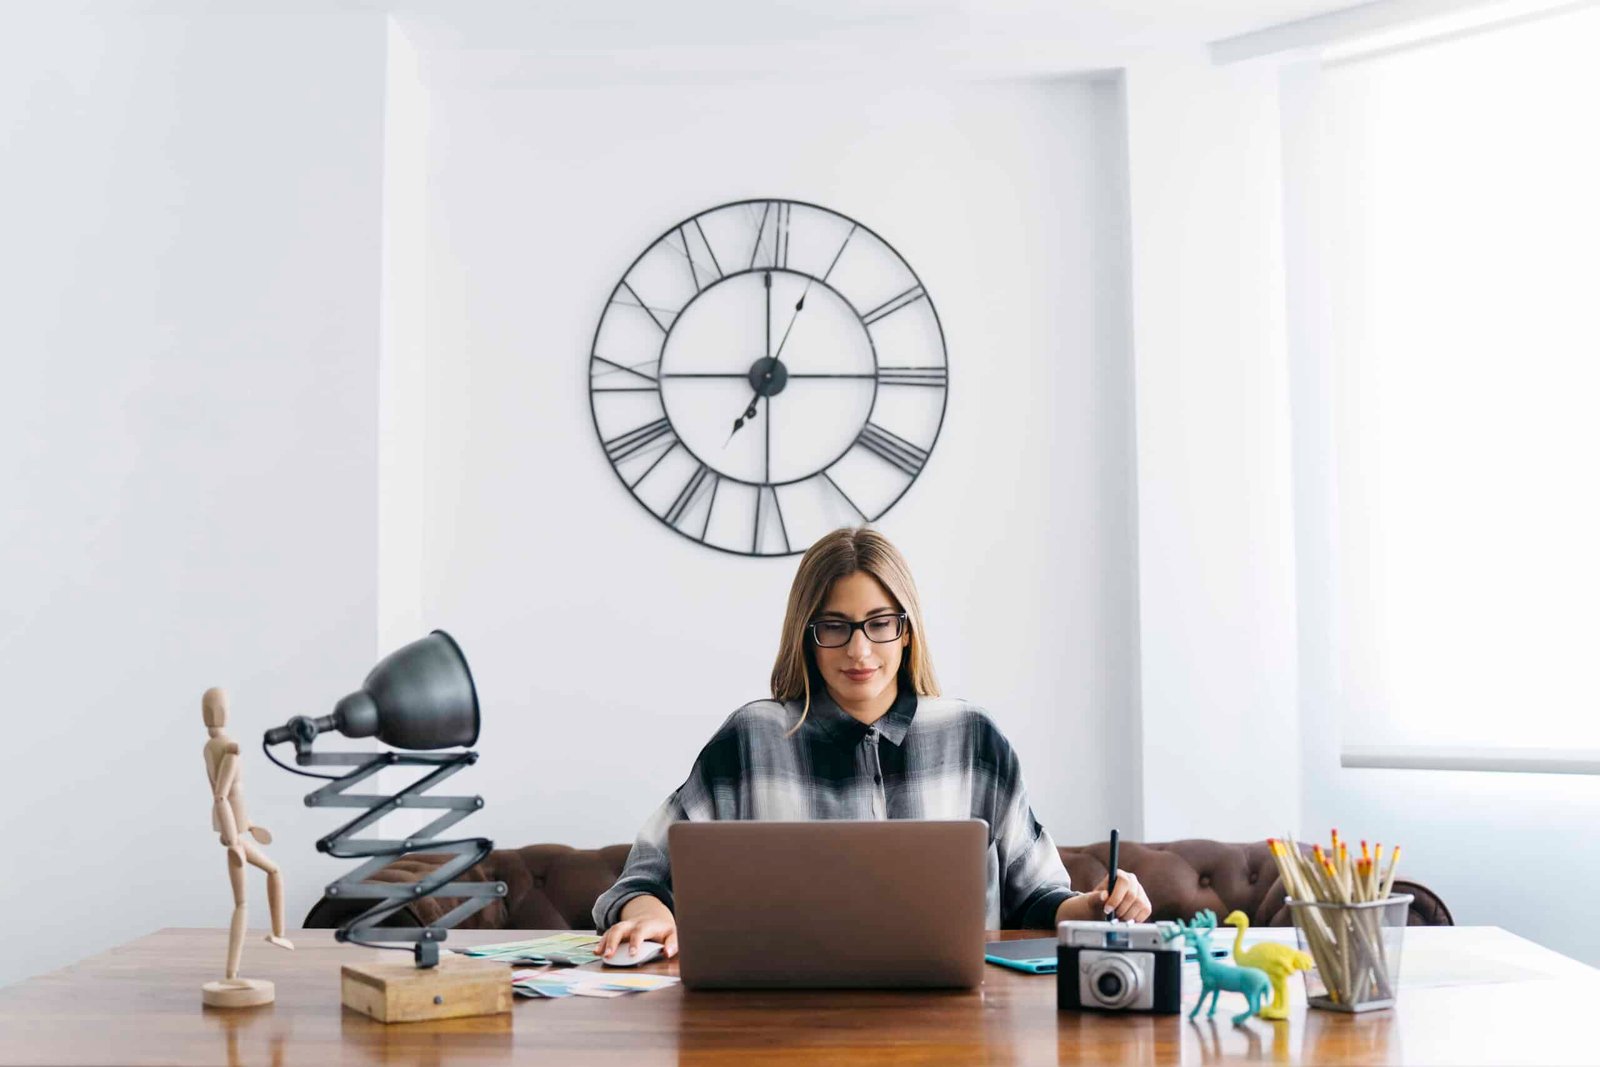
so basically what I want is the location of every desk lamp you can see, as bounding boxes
[262,631,511,1021]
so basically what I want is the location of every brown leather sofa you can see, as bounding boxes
[304,838,1453,932]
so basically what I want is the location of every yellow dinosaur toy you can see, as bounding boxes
[1222,910,1315,1020]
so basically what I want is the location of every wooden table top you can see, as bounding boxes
[2,926,1595,1065]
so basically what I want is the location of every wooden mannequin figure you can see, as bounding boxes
[201,687,294,1008]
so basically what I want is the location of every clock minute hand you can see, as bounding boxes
[773,224,855,362]
[771,281,812,363]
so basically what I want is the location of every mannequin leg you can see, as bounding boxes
[245,844,293,949]
[226,855,248,980]
[267,868,287,940]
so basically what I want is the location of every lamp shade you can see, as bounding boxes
[330,630,479,750]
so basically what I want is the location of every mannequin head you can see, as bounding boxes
[203,687,228,731]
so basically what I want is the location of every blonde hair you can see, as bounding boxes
[770,527,941,736]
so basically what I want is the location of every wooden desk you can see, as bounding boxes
[1,926,1595,1065]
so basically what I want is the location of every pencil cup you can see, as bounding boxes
[1288,894,1412,1013]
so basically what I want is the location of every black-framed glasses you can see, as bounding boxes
[808,613,908,648]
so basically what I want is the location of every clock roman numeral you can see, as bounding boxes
[775,202,790,269]
[771,486,791,554]
[626,438,679,490]
[676,221,724,293]
[822,224,856,281]
[604,417,675,464]
[615,280,674,334]
[591,355,661,392]
[747,202,772,270]
[677,228,703,293]
[699,474,720,540]
[821,471,870,522]
[747,201,791,271]
[665,462,716,529]
[751,485,791,555]
[693,218,724,280]
[856,422,929,477]
[861,285,925,327]
[876,366,947,388]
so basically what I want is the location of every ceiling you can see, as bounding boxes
[381,0,1374,79]
[86,0,1431,79]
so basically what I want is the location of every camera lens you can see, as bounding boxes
[1085,955,1142,1009]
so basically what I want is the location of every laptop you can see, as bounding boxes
[668,819,987,989]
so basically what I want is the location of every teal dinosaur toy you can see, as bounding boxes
[1165,910,1272,1026]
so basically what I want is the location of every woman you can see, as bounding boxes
[594,527,1151,960]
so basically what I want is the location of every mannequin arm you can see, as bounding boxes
[213,751,242,855]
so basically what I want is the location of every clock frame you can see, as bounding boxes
[588,198,948,557]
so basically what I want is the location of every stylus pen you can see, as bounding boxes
[1104,828,1120,921]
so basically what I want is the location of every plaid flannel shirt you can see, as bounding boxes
[593,674,1078,931]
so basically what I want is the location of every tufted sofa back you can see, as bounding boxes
[1056,838,1450,927]
[303,838,1453,932]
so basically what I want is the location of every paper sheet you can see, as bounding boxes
[511,965,681,1000]
[460,933,604,967]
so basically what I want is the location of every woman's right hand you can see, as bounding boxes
[598,894,678,960]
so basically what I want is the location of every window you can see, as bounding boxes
[1296,4,1600,770]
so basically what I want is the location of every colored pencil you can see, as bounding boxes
[1267,829,1404,1008]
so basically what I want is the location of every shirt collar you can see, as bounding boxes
[805,665,918,747]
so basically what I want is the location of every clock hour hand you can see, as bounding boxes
[726,351,784,445]
[725,388,761,446]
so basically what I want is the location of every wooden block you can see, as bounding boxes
[340,955,511,1023]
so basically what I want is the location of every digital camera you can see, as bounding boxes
[1056,920,1182,1014]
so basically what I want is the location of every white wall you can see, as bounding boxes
[401,70,1144,856]
[0,10,386,986]
[379,18,430,652]
[1122,51,1301,841]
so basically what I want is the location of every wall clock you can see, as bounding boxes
[588,198,948,557]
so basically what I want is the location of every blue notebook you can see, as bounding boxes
[984,938,1060,974]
